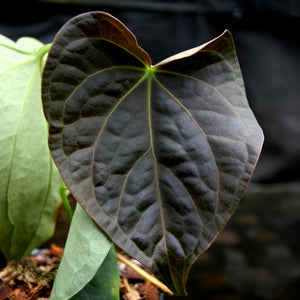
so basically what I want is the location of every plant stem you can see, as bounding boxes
[59,184,73,222]
[116,253,174,295]
[37,43,52,58]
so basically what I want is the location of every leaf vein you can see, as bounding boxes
[153,77,221,209]
[157,162,204,227]
[155,68,244,122]
[116,147,151,222]
[90,73,147,207]
[59,65,144,121]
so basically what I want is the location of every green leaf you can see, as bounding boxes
[50,203,117,300]
[71,245,119,300]
[0,36,62,261]
[42,12,264,295]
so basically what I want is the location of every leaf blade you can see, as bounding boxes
[0,37,63,261]
[50,204,116,300]
[42,12,264,295]
[70,245,119,300]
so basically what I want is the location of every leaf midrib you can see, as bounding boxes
[146,71,179,290]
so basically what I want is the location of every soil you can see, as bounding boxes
[0,244,161,300]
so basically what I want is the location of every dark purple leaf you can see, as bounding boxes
[42,12,263,295]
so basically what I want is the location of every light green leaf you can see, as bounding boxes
[0,36,62,261]
[71,245,120,300]
[50,204,117,300]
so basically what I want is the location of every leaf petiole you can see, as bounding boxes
[37,43,51,58]
[59,184,73,222]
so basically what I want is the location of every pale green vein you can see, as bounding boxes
[0,57,36,75]
[0,42,33,54]
[90,73,147,201]
[154,68,246,119]
[156,161,204,227]
[153,76,221,216]
[59,65,146,124]
[146,72,179,290]
[116,147,151,222]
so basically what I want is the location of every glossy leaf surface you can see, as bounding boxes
[42,12,264,295]
[0,36,63,261]
[50,204,118,300]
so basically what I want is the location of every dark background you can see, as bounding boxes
[1,0,300,299]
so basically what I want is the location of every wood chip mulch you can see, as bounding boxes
[0,244,161,300]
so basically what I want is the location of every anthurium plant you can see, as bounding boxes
[0,11,263,298]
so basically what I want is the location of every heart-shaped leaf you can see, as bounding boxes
[42,12,264,295]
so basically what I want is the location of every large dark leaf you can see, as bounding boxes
[42,12,263,295]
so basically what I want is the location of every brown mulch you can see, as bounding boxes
[0,244,160,300]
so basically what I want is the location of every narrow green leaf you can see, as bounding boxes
[0,36,63,261]
[50,203,116,300]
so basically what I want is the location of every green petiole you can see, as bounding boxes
[59,184,73,222]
